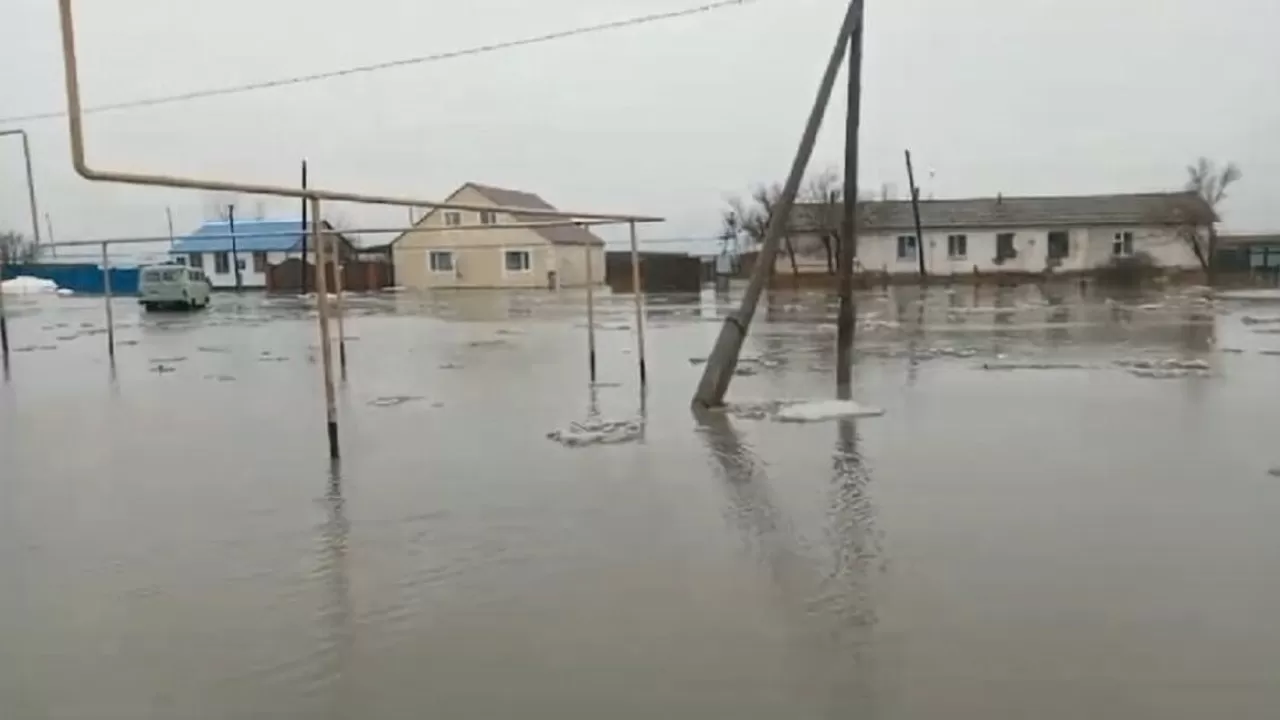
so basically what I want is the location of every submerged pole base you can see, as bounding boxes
[327,421,340,460]
[691,315,747,409]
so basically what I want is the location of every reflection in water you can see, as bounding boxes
[694,408,883,717]
[316,462,352,719]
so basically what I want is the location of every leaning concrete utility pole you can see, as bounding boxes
[836,17,865,394]
[905,149,927,280]
[693,0,865,408]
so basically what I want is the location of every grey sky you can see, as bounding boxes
[1,0,1276,249]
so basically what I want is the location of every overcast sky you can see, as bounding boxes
[1,0,1276,249]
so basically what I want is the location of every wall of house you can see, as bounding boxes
[776,225,1205,277]
[551,243,606,288]
[176,249,287,289]
[392,185,601,289]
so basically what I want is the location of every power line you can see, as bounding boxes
[0,0,757,125]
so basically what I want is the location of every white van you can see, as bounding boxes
[138,264,212,311]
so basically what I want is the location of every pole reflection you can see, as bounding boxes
[693,407,884,717]
[316,460,353,719]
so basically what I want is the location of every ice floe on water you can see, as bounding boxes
[547,418,644,447]
[774,399,886,423]
[981,361,1092,371]
[1114,358,1210,371]
[720,399,886,423]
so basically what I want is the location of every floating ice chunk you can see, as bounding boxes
[773,399,885,423]
[547,418,644,447]
[1,275,58,294]
[981,361,1090,371]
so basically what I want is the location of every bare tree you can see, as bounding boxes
[723,183,800,281]
[801,168,842,274]
[203,192,243,221]
[1182,157,1241,279]
[1,231,39,263]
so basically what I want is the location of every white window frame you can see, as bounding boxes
[502,248,533,275]
[1112,231,1135,257]
[946,234,967,260]
[444,211,462,227]
[428,250,456,274]
[896,235,918,262]
[479,210,498,226]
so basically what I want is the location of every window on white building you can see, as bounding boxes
[429,251,455,272]
[947,234,967,259]
[504,250,532,272]
[1113,231,1134,256]
[996,233,1017,261]
[214,252,230,274]
[479,211,497,225]
[189,252,203,269]
[896,235,917,261]
[444,211,462,227]
[252,252,267,273]
[1047,231,1070,260]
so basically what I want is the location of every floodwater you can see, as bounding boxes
[2,282,1279,719]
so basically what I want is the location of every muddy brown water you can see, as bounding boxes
[2,284,1279,718]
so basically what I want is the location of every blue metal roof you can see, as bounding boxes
[170,219,307,254]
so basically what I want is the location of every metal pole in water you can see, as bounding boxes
[330,228,348,381]
[627,220,648,388]
[311,198,340,459]
[0,249,10,376]
[583,236,597,384]
[300,160,309,295]
[101,242,115,363]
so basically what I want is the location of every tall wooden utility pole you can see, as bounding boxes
[693,0,866,408]
[228,204,243,291]
[836,17,865,395]
[904,150,927,280]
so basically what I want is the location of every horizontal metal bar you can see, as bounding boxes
[56,0,662,224]
[44,219,624,248]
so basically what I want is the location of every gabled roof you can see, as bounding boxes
[791,191,1216,234]
[171,219,350,253]
[393,183,605,247]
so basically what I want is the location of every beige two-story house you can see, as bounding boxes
[392,183,606,290]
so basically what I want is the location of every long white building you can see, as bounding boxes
[779,191,1214,278]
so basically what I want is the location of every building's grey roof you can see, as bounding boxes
[1218,233,1280,248]
[467,183,605,247]
[791,192,1215,234]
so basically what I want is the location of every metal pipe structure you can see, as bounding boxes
[627,221,647,388]
[584,239,597,384]
[836,17,865,394]
[0,252,8,376]
[300,160,309,294]
[44,219,629,249]
[693,0,865,408]
[54,0,659,225]
[311,198,340,459]
[101,242,115,363]
[0,129,43,251]
[330,232,348,381]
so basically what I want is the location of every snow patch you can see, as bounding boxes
[547,418,644,447]
[1,275,59,295]
[773,399,885,423]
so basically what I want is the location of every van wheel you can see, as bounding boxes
[142,302,156,312]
